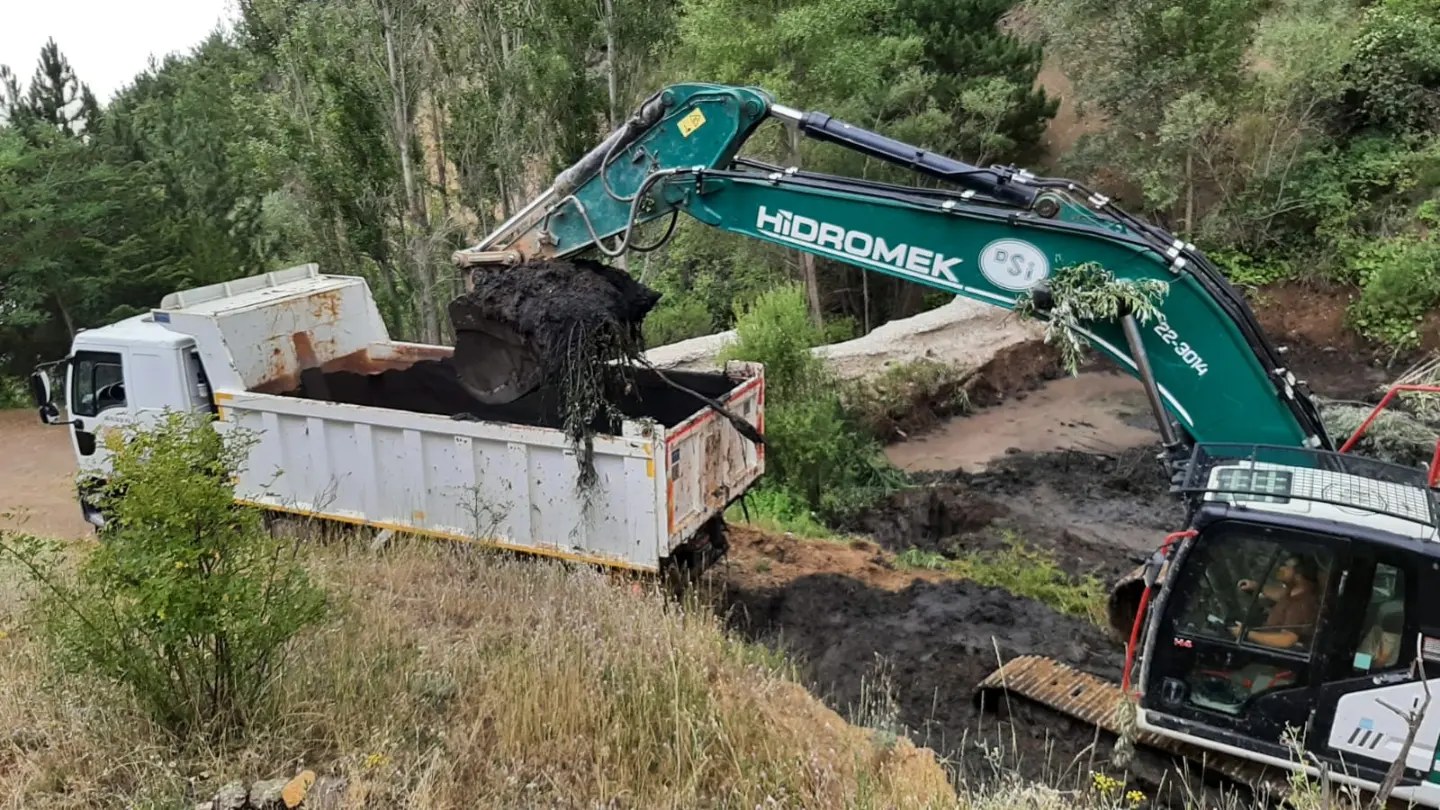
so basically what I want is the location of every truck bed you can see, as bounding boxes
[216,343,763,571]
[159,267,764,571]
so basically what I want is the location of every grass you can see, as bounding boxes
[841,358,973,443]
[0,533,958,809]
[725,485,839,538]
[896,533,1109,626]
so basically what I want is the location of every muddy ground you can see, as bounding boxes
[709,322,1415,801]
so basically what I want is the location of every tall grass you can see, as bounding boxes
[0,538,955,809]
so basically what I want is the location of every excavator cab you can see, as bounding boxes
[1128,444,1440,798]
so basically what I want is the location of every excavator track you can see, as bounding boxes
[975,655,1292,798]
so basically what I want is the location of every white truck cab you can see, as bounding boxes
[34,314,215,525]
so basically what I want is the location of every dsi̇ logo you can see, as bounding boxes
[980,239,1050,291]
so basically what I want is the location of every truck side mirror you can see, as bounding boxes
[30,370,62,425]
[29,369,50,409]
[38,402,61,425]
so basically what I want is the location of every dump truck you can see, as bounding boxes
[29,263,764,573]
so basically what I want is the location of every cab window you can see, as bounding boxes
[72,351,126,417]
[1164,531,1334,716]
[1351,562,1408,674]
[1176,534,1332,655]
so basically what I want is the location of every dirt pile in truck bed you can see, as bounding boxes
[284,360,734,433]
[448,258,660,406]
[446,258,663,483]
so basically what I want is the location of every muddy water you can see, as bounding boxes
[886,370,1160,473]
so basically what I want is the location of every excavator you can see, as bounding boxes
[450,83,1440,804]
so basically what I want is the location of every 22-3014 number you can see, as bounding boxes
[1152,319,1209,376]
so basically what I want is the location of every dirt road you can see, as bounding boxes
[0,410,91,540]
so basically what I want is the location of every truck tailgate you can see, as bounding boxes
[664,364,764,548]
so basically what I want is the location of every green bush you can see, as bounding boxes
[720,285,829,401]
[0,412,327,739]
[1346,234,1440,349]
[0,374,28,408]
[642,295,715,347]
[719,284,904,518]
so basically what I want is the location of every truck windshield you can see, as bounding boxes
[72,351,126,417]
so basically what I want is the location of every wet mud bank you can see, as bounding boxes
[848,447,1183,581]
[714,529,1198,801]
[281,358,736,433]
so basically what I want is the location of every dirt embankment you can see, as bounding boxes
[717,527,1120,772]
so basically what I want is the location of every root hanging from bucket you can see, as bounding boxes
[448,258,662,486]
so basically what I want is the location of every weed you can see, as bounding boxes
[842,358,972,442]
[0,539,958,809]
[725,485,835,538]
[895,547,949,570]
[895,533,1108,626]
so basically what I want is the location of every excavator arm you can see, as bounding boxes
[453,82,1331,452]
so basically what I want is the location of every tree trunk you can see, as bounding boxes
[862,267,871,334]
[603,0,619,130]
[601,0,628,273]
[54,291,75,338]
[1184,150,1195,237]
[380,0,438,342]
[381,0,427,230]
[787,126,822,327]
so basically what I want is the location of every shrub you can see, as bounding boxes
[719,284,905,517]
[0,412,327,739]
[642,294,715,347]
[842,358,972,442]
[1345,234,1440,349]
[0,374,28,409]
[720,284,829,401]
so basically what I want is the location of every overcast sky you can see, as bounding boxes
[1,0,238,103]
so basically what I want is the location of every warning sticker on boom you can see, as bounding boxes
[677,108,707,138]
[979,239,1050,291]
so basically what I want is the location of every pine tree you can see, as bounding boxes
[896,0,1058,164]
[23,39,97,136]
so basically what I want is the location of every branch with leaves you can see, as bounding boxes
[1014,262,1170,375]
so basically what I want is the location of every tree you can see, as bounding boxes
[897,0,1058,164]
[20,39,99,137]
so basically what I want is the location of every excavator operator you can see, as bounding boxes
[1230,553,1323,650]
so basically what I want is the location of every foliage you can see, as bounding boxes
[1345,233,1440,349]
[719,285,906,516]
[1014,263,1169,374]
[0,375,28,409]
[642,294,715,347]
[1343,2,1440,135]
[841,358,972,442]
[726,485,836,538]
[0,413,327,738]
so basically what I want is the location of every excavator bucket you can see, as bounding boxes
[447,259,660,405]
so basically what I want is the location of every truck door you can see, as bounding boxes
[1141,521,1349,760]
[1312,551,1440,789]
[68,349,130,474]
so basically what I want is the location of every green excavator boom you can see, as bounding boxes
[453,83,1331,453]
